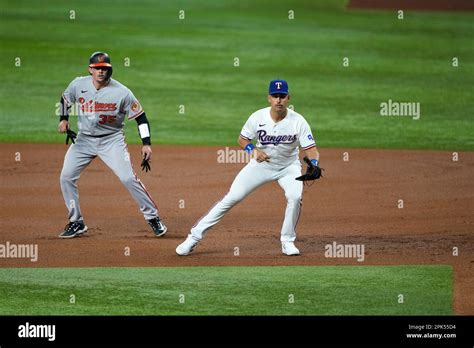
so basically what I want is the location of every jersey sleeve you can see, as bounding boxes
[299,118,316,150]
[123,89,144,120]
[240,114,257,141]
[62,78,78,106]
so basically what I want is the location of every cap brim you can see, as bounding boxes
[269,91,289,95]
[89,63,112,68]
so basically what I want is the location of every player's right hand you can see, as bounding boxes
[254,149,270,163]
[58,120,69,133]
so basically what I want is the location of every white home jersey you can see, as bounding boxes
[240,107,316,167]
[62,76,144,136]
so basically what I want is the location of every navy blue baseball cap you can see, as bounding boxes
[269,79,289,95]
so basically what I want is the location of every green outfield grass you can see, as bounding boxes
[0,265,452,315]
[0,0,472,150]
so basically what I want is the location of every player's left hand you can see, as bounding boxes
[141,146,152,172]
[141,145,152,161]
[306,165,322,180]
[295,157,323,181]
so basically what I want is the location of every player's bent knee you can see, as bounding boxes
[285,192,302,202]
[60,171,74,184]
[119,175,135,186]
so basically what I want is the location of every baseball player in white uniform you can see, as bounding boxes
[176,79,320,256]
[57,52,167,238]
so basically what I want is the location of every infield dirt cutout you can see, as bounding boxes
[0,144,472,314]
[348,0,474,11]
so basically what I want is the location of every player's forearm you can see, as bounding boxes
[237,135,251,150]
[238,135,257,155]
[135,112,151,145]
[59,97,70,121]
[304,146,319,163]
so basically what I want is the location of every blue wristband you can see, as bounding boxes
[244,143,255,154]
[310,159,318,166]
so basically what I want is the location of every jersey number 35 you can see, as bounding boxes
[98,115,117,125]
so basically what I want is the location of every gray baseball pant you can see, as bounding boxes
[60,132,158,222]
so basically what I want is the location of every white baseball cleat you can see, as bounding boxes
[282,241,300,256]
[176,235,200,256]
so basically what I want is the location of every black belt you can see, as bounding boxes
[82,132,116,138]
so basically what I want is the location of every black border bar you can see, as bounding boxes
[0,315,472,346]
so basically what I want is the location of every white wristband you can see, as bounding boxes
[138,123,150,138]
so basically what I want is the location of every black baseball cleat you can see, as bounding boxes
[59,221,88,239]
[147,217,167,237]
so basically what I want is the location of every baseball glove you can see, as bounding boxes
[65,128,77,144]
[295,156,323,181]
[141,158,151,172]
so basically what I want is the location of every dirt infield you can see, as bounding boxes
[0,144,472,314]
[348,0,474,11]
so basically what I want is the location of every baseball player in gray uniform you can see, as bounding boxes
[176,79,321,256]
[57,52,166,238]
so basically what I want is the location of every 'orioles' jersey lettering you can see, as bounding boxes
[62,76,144,136]
[79,100,118,113]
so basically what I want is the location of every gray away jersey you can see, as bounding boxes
[62,76,144,136]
